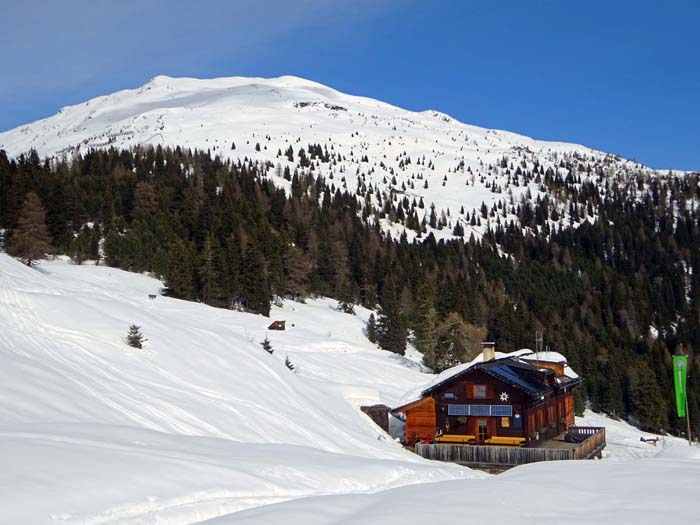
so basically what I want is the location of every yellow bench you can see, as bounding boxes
[484,436,526,447]
[435,434,475,444]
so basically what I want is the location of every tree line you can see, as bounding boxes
[1,146,698,436]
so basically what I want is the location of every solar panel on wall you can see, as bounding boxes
[447,404,470,416]
[491,405,513,416]
[447,404,514,416]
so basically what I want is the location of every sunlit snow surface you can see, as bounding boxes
[0,254,697,524]
[205,445,700,525]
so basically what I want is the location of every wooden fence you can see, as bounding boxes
[415,426,605,468]
[570,426,606,460]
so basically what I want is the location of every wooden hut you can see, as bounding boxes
[393,343,581,447]
[268,320,286,331]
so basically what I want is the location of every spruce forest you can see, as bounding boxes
[1,146,698,436]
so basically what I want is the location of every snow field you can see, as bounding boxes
[0,254,696,524]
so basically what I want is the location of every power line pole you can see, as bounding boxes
[534,331,543,369]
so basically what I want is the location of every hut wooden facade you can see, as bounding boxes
[394,345,581,448]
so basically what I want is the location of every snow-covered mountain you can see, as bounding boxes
[0,75,658,241]
[2,76,698,523]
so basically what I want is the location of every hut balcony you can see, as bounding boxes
[415,426,606,469]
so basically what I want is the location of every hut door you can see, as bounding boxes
[477,418,488,441]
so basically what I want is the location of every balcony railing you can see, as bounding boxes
[415,426,605,468]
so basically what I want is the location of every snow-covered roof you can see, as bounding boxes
[520,350,580,379]
[394,348,579,410]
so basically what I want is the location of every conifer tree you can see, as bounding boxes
[285,354,295,371]
[126,324,146,349]
[366,313,378,343]
[239,238,271,315]
[283,244,311,300]
[434,313,486,372]
[8,192,52,266]
[628,361,669,432]
[199,232,223,306]
[377,280,407,355]
[261,336,273,354]
[70,225,92,264]
[103,228,123,268]
[133,181,158,219]
[223,234,241,306]
[164,239,197,299]
[413,282,439,368]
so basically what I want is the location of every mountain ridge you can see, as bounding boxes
[1,74,663,243]
[1,74,605,159]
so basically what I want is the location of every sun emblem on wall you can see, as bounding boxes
[499,392,509,402]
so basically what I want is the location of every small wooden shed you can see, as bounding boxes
[360,404,390,433]
[268,320,286,331]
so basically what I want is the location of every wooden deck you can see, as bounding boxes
[415,426,605,468]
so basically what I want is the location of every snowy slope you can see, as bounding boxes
[0,75,657,241]
[0,254,474,524]
[1,254,696,523]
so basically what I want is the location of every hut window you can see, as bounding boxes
[443,392,456,399]
[474,384,487,399]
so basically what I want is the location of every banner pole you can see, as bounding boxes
[686,395,692,446]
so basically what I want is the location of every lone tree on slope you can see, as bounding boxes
[9,192,52,266]
[366,313,378,343]
[261,336,273,354]
[285,354,295,371]
[126,325,147,349]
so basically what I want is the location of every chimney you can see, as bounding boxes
[481,342,496,362]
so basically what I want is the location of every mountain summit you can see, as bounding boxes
[0,74,624,161]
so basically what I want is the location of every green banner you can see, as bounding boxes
[673,355,688,418]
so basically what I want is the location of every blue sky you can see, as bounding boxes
[2,0,698,170]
